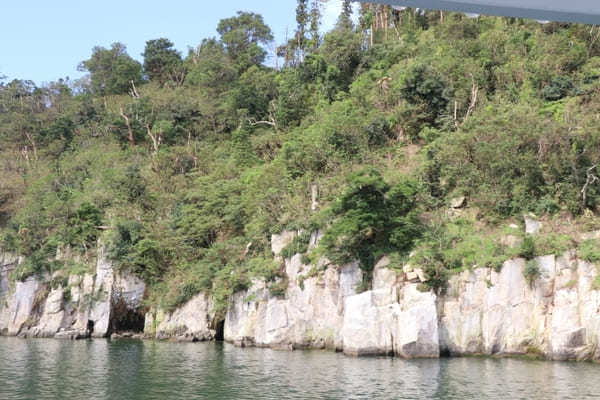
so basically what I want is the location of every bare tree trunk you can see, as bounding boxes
[119,107,135,148]
[463,74,479,122]
[384,6,389,41]
[455,74,479,128]
[582,165,599,207]
[145,124,159,154]
[130,80,140,98]
[23,131,38,161]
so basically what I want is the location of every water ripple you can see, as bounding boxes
[0,338,598,399]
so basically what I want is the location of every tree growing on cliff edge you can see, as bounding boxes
[319,169,420,283]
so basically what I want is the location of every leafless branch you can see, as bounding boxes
[582,164,599,207]
[119,107,135,148]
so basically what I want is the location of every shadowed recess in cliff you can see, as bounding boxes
[214,320,225,341]
[110,294,146,333]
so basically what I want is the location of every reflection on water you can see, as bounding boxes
[0,337,598,399]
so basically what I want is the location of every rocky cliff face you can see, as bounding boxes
[223,234,439,358]
[3,231,600,362]
[220,231,600,361]
[440,252,600,361]
[0,244,145,339]
[144,293,216,342]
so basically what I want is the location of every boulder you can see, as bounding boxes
[450,196,467,209]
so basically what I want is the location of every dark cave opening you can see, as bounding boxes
[86,320,94,337]
[215,320,225,341]
[110,296,146,333]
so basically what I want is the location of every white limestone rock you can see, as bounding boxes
[153,293,216,341]
[271,231,296,256]
[341,284,439,358]
[525,214,542,234]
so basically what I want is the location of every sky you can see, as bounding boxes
[0,0,346,85]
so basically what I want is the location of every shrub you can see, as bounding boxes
[268,278,288,298]
[524,259,541,286]
[319,169,420,275]
[533,233,572,257]
[280,231,312,259]
[519,236,536,260]
[173,283,201,309]
[541,76,574,101]
[578,240,600,263]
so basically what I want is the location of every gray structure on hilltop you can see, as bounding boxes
[360,0,600,25]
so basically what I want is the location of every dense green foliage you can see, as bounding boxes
[319,169,420,278]
[3,5,600,310]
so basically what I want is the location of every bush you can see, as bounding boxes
[280,231,312,259]
[519,236,536,260]
[541,76,574,101]
[319,169,420,274]
[173,283,201,309]
[412,217,511,292]
[524,259,541,286]
[578,240,600,263]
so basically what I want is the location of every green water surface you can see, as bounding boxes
[0,337,598,399]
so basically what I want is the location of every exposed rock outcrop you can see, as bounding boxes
[224,257,362,350]
[0,243,145,339]
[220,231,600,360]
[3,230,600,362]
[440,252,600,361]
[145,293,216,341]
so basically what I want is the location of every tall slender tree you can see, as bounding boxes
[296,0,309,55]
[338,0,354,30]
[309,0,321,50]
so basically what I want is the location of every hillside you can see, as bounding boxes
[2,5,600,319]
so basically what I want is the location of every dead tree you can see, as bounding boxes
[119,107,135,148]
[582,164,599,207]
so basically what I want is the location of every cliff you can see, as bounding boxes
[2,233,600,362]
[0,245,145,339]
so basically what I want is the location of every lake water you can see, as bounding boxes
[0,337,598,399]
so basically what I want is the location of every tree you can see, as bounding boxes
[217,12,274,72]
[185,38,237,92]
[79,43,143,96]
[400,64,451,125]
[296,0,309,56]
[338,0,354,30]
[309,0,321,50]
[142,38,184,86]
[320,169,420,277]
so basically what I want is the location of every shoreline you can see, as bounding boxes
[3,333,600,365]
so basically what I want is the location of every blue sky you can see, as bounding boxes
[0,0,346,85]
